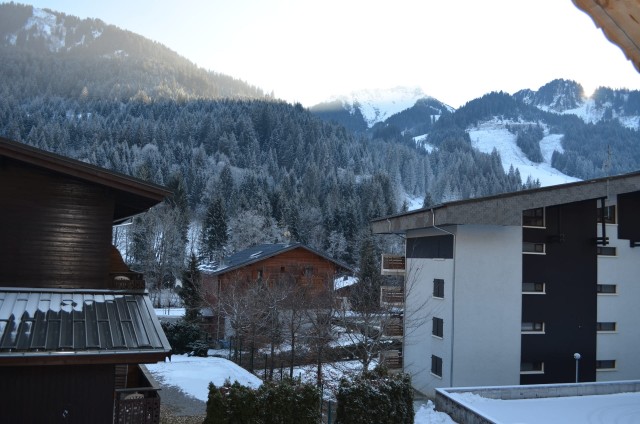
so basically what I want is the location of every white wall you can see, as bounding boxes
[597,221,640,381]
[452,225,522,388]
[404,225,522,395]
[404,228,455,395]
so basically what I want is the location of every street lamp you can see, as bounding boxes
[574,353,581,383]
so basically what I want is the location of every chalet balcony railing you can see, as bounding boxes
[108,272,146,290]
[381,254,405,275]
[380,286,404,307]
[114,387,161,424]
[379,350,403,370]
[383,318,403,338]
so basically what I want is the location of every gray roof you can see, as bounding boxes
[0,289,171,362]
[372,170,640,233]
[202,243,353,276]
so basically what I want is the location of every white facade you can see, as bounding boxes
[596,214,640,381]
[404,225,522,395]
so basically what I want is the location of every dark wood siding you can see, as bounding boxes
[521,200,597,384]
[0,364,114,423]
[0,159,114,289]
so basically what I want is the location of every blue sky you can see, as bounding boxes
[24,0,640,108]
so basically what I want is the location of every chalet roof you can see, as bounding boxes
[372,170,640,233]
[573,0,640,73]
[0,288,171,365]
[0,137,171,223]
[202,243,353,276]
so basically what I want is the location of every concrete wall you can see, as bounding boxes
[597,220,640,381]
[404,225,521,395]
[452,225,522,388]
[405,227,455,395]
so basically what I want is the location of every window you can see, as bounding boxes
[431,355,443,377]
[432,317,443,338]
[523,242,545,254]
[433,279,444,298]
[597,246,617,256]
[304,266,313,277]
[280,266,286,272]
[596,360,616,370]
[597,284,617,294]
[597,322,617,332]
[520,361,544,374]
[597,205,616,224]
[522,322,545,333]
[523,207,544,227]
[522,282,545,294]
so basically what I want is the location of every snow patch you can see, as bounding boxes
[468,118,580,187]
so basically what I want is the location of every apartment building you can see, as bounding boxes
[372,171,640,395]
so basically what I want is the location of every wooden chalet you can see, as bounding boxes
[201,243,353,340]
[0,137,172,423]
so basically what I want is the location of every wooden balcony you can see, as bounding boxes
[113,365,161,424]
[383,317,403,338]
[381,254,405,275]
[380,286,404,307]
[379,350,403,371]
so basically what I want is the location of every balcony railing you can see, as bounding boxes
[114,365,161,424]
[383,318,403,338]
[380,286,404,307]
[379,350,403,370]
[381,254,405,275]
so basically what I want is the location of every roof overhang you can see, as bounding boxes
[0,137,171,223]
[573,0,640,72]
[372,171,640,234]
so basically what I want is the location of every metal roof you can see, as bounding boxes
[202,243,353,276]
[0,289,171,363]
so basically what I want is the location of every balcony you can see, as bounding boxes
[380,286,404,308]
[113,365,161,424]
[379,349,403,371]
[383,317,403,338]
[381,254,405,275]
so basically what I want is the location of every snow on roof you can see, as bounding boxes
[334,275,357,290]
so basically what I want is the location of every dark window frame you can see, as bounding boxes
[596,359,616,370]
[597,284,617,294]
[523,207,545,227]
[597,246,617,256]
[431,355,443,377]
[433,279,444,298]
[432,317,444,338]
[597,205,616,224]
[597,322,617,332]
[522,282,545,294]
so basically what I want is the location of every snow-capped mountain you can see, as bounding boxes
[310,86,452,133]
[331,86,445,127]
[2,6,104,53]
[515,79,640,130]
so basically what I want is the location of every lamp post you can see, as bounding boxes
[574,353,581,383]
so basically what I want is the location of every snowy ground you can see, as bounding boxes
[146,354,457,423]
[450,391,640,424]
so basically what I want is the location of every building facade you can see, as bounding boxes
[0,137,172,423]
[372,172,640,395]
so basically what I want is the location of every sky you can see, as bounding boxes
[23,0,640,108]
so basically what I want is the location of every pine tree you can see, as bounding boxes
[180,253,203,322]
[201,197,228,263]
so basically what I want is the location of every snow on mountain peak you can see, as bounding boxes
[332,86,430,127]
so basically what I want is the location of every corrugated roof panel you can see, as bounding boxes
[0,289,170,358]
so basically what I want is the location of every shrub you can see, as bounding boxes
[335,367,414,424]
[161,319,204,354]
[203,378,320,424]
